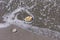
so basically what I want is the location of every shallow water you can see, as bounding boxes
[0,0,60,40]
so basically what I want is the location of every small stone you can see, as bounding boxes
[39,17,42,20]
[24,16,33,22]
[49,26,51,28]
[12,28,17,33]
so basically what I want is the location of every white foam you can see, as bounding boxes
[0,23,10,28]
[6,0,13,8]
[2,5,34,28]
[0,1,6,3]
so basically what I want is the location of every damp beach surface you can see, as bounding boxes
[0,0,60,40]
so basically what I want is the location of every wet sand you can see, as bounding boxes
[0,25,56,40]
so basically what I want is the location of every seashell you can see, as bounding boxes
[24,16,33,22]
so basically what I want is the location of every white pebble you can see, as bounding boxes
[12,28,17,33]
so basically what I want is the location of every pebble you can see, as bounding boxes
[12,28,17,33]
